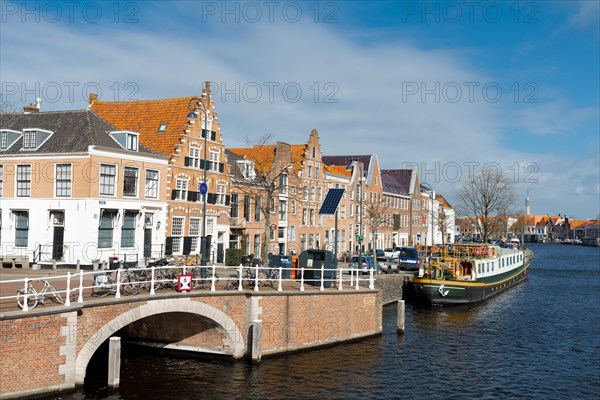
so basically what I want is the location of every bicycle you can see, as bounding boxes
[91,269,141,297]
[16,278,64,309]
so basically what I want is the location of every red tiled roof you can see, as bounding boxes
[229,144,306,174]
[324,164,352,177]
[91,95,200,156]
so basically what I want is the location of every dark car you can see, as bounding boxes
[397,247,420,271]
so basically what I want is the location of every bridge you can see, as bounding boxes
[0,265,384,399]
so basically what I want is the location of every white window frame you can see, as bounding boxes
[123,166,139,197]
[175,178,188,200]
[127,133,139,151]
[100,164,117,196]
[171,216,185,254]
[209,150,219,172]
[145,169,159,199]
[16,164,31,197]
[189,147,201,168]
[216,183,226,205]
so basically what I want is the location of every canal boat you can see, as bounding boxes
[411,244,529,305]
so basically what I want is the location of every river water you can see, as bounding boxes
[48,243,599,399]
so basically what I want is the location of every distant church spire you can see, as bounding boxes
[526,189,531,215]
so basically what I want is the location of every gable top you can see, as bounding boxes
[0,109,155,155]
[91,94,216,156]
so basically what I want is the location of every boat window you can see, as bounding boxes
[492,262,494,271]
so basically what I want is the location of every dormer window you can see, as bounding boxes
[109,130,139,152]
[238,161,256,179]
[19,128,53,151]
[0,130,22,150]
[127,133,138,151]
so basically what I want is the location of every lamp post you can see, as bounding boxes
[347,160,364,262]
[421,182,434,246]
[187,97,209,266]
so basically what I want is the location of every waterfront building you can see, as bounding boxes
[0,105,168,266]
[91,82,231,263]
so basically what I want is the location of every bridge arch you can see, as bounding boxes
[75,298,245,384]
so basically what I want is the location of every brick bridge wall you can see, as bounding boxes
[0,289,381,399]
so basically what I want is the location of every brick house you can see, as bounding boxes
[0,107,168,266]
[91,82,231,263]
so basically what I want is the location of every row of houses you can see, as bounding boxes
[0,82,455,267]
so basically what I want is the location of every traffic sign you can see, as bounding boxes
[358,235,364,243]
[199,182,208,195]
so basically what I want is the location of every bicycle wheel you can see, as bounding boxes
[17,287,38,309]
[120,274,140,296]
[48,285,64,304]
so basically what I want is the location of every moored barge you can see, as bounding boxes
[411,244,529,305]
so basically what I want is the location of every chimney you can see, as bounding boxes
[89,93,98,105]
[23,98,41,113]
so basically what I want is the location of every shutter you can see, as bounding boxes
[225,195,231,205]
[165,237,173,255]
[211,131,216,141]
[187,191,198,202]
[184,157,191,167]
[200,159,205,170]
[183,237,192,255]
[171,190,178,200]
[219,163,224,173]
[207,193,216,204]
[202,129,207,139]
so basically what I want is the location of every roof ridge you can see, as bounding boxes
[94,95,199,104]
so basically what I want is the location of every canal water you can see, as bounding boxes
[48,243,599,399]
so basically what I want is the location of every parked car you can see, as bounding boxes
[377,256,398,274]
[397,247,420,271]
[383,247,400,260]
[349,255,380,274]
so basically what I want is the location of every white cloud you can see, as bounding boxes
[1,6,598,217]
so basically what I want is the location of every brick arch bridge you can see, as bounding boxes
[1,289,381,399]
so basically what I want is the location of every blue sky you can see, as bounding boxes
[1,1,599,218]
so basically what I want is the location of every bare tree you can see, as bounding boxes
[230,134,304,261]
[364,192,390,257]
[437,207,452,245]
[456,168,517,244]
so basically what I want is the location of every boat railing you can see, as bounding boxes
[418,244,502,261]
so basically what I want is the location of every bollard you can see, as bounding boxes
[108,337,121,387]
[397,300,405,335]
[53,260,57,270]
[320,265,325,291]
[248,320,262,364]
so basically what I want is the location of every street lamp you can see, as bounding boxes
[347,160,364,261]
[187,97,209,267]
[421,182,434,246]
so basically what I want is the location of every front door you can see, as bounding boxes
[51,211,65,260]
[144,228,152,258]
[217,243,224,263]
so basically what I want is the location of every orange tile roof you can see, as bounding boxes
[324,164,352,177]
[91,95,199,156]
[229,143,307,173]
[436,193,452,209]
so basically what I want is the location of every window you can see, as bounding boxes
[0,165,3,197]
[303,186,308,201]
[127,133,138,151]
[350,204,354,217]
[311,187,316,201]
[315,166,320,179]
[123,167,138,197]
[291,199,296,214]
[55,164,72,197]
[309,234,314,248]
[216,184,226,204]
[100,164,116,195]
[189,147,200,168]
[0,132,6,148]
[209,150,219,171]
[318,187,322,202]
[230,193,239,218]
[279,200,287,221]
[145,170,159,198]
[16,165,31,197]
[98,210,117,248]
[23,130,36,149]
[121,211,137,247]
[14,211,29,247]
[243,195,251,221]
[158,122,168,132]
[270,197,275,213]
[310,209,315,225]
[301,234,306,251]
[289,226,296,241]
[280,173,288,195]
[341,205,346,219]
[302,209,307,225]
[308,165,312,178]
[253,234,261,257]
[175,179,188,200]
[189,217,201,253]
[255,196,261,222]
[171,217,184,253]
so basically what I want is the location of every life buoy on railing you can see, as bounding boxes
[474,247,480,257]
[484,247,489,258]
[491,247,495,257]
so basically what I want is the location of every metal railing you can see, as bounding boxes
[0,265,377,313]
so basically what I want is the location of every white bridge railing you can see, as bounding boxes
[0,264,377,312]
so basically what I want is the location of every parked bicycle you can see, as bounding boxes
[16,277,64,309]
[91,268,142,297]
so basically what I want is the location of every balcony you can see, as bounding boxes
[230,217,245,228]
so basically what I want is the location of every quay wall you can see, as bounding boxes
[0,289,381,399]
[375,273,413,305]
